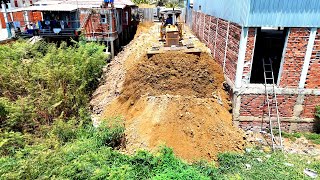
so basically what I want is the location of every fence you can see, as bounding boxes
[138,8,154,22]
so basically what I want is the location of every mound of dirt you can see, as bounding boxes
[119,52,224,102]
[102,52,244,161]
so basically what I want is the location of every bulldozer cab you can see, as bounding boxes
[160,8,182,26]
[159,8,183,46]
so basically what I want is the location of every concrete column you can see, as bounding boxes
[213,18,218,58]
[235,27,249,89]
[299,27,317,89]
[110,40,115,58]
[10,0,15,8]
[223,21,230,73]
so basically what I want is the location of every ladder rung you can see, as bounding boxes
[266,78,274,80]
[264,64,272,66]
[265,71,273,73]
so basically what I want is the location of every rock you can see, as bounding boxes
[284,162,294,167]
[245,164,252,170]
[304,169,318,178]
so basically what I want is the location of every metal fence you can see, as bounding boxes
[138,8,154,22]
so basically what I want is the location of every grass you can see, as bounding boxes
[282,132,320,144]
[1,122,320,180]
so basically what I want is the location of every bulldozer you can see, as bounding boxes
[147,8,201,58]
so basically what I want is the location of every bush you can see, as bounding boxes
[0,40,108,133]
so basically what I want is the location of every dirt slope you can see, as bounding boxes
[102,52,244,161]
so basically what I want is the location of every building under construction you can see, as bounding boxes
[186,0,320,132]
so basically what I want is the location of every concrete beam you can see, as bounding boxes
[235,27,249,89]
[299,27,317,89]
[238,84,320,95]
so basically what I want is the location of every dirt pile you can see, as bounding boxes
[102,52,244,161]
[119,52,223,102]
[90,22,158,114]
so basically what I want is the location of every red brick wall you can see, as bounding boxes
[215,19,228,67]
[198,13,205,41]
[191,11,242,84]
[83,13,111,38]
[31,11,42,22]
[12,12,25,26]
[225,22,241,83]
[208,16,217,52]
[280,28,310,88]
[305,29,320,89]
[203,14,210,44]
[301,95,320,118]
[0,13,5,28]
[242,28,256,82]
[240,94,297,117]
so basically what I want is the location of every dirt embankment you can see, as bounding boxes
[102,51,244,161]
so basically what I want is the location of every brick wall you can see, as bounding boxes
[239,121,314,132]
[239,94,297,118]
[208,16,217,52]
[31,11,42,22]
[12,11,25,26]
[0,13,5,28]
[192,11,242,84]
[280,28,310,88]
[215,19,228,67]
[301,95,320,118]
[305,29,320,89]
[225,22,241,82]
[242,28,256,83]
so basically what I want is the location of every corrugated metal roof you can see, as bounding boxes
[191,0,320,27]
[23,4,78,11]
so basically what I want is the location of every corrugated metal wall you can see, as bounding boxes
[193,0,251,26]
[248,0,320,27]
[192,0,320,27]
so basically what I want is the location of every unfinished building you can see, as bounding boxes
[187,0,320,132]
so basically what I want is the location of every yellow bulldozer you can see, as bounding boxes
[147,8,200,58]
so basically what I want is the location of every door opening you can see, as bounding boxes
[250,28,288,84]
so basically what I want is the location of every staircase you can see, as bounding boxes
[262,58,283,151]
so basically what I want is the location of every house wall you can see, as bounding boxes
[234,28,320,132]
[191,9,320,132]
[192,11,242,85]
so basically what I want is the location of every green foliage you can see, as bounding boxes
[132,0,150,5]
[0,40,107,133]
[303,133,320,145]
[0,131,30,156]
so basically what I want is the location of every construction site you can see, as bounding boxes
[0,0,318,160]
[90,3,320,160]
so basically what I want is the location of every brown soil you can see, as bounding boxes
[102,51,245,161]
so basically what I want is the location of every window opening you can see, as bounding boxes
[250,28,288,84]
